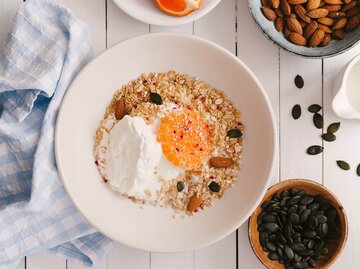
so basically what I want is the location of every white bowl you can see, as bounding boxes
[55,33,277,252]
[112,0,222,26]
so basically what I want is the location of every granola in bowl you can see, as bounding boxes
[94,70,244,215]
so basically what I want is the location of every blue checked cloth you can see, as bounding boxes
[0,0,113,267]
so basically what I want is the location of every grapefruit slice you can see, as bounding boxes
[155,0,202,17]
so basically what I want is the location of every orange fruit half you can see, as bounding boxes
[157,110,213,170]
[155,0,202,17]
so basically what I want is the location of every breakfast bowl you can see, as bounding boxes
[249,179,348,269]
[55,33,277,252]
[247,0,360,58]
[112,0,222,26]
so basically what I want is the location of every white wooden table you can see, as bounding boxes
[1,0,360,268]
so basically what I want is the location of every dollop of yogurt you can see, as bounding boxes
[106,115,183,200]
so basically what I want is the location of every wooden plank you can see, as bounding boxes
[150,24,193,34]
[0,0,23,48]
[106,0,149,47]
[194,0,236,53]
[26,252,66,269]
[194,233,236,269]
[107,243,150,269]
[323,45,360,269]
[279,53,323,182]
[236,0,280,267]
[50,0,106,54]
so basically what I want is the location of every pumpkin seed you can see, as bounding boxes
[268,252,280,260]
[316,215,328,224]
[294,253,302,262]
[277,247,284,258]
[281,190,290,197]
[263,214,277,223]
[272,193,281,201]
[313,240,324,251]
[176,181,185,192]
[292,243,306,252]
[337,160,350,170]
[322,133,336,142]
[266,242,277,252]
[290,188,299,196]
[227,129,242,138]
[269,234,278,242]
[289,213,300,224]
[261,200,276,209]
[308,203,320,212]
[292,104,301,120]
[327,122,340,133]
[303,230,317,238]
[257,212,266,225]
[295,75,304,89]
[308,258,316,267]
[307,145,323,155]
[308,104,322,113]
[320,247,329,255]
[298,249,314,256]
[293,261,308,269]
[288,205,299,214]
[296,190,306,197]
[321,223,329,235]
[357,163,360,177]
[300,196,314,205]
[313,113,323,129]
[149,92,163,105]
[300,209,311,223]
[260,231,268,248]
[208,181,220,192]
[285,245,294,260]
[280,196,290,207]
[307,239,315,249]
[287,196,301,206]
[313,252,321,260]
[264,223,279,233]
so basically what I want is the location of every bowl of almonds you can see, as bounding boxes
[248,179,348,269]
[247,0,360,57]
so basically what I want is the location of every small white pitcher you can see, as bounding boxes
[332,54,360,120]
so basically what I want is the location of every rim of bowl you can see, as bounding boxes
[248,179,348,268]
[55,32,278,253]
[245,0,360,59]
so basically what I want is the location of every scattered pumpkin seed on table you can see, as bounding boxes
[295,75,304,89]
[307,145,323,155]
[308,104,322,113]
[327,122,341,134]
[322,133,336,142]
[257,188,338,269]
[208,181,220,192]
[292,104,301,120]
[337,160,350,171]
[227,129,242,138]
[176,181,185,192]
[313,113,323,129]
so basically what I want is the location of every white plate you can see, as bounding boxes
[112,0,222,26]
[55,33,277,252]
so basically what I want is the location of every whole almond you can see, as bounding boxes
[210,157,234,168]
[307,0,321,10]
[187,195,203,212]
[115,99,127,120]
[289,32,307,45]
[328,11,346,18]
[287,16,304,34]
[308,8,329,18]
[321,34,332,46]
[275,17,285,31]
[324,0,343,4]
[283,25,292,38]
[343,0,352,3]
[332,29,345,39]
[347,6,360,17]
[261,0,271,7]
[343,1,358,11]
[333,17,348,29]
[345,15,360,31]
[309,28,326,47]
[318,17,335,26]
[274,7,284,17]
[269,0,281,8]
[304,20,319,38]
[280,0,292,15]
[295,5,312,22]
[318,24,333,32]
[322,4,342,11]
[262,7,277,21]
[288,0,307,4]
